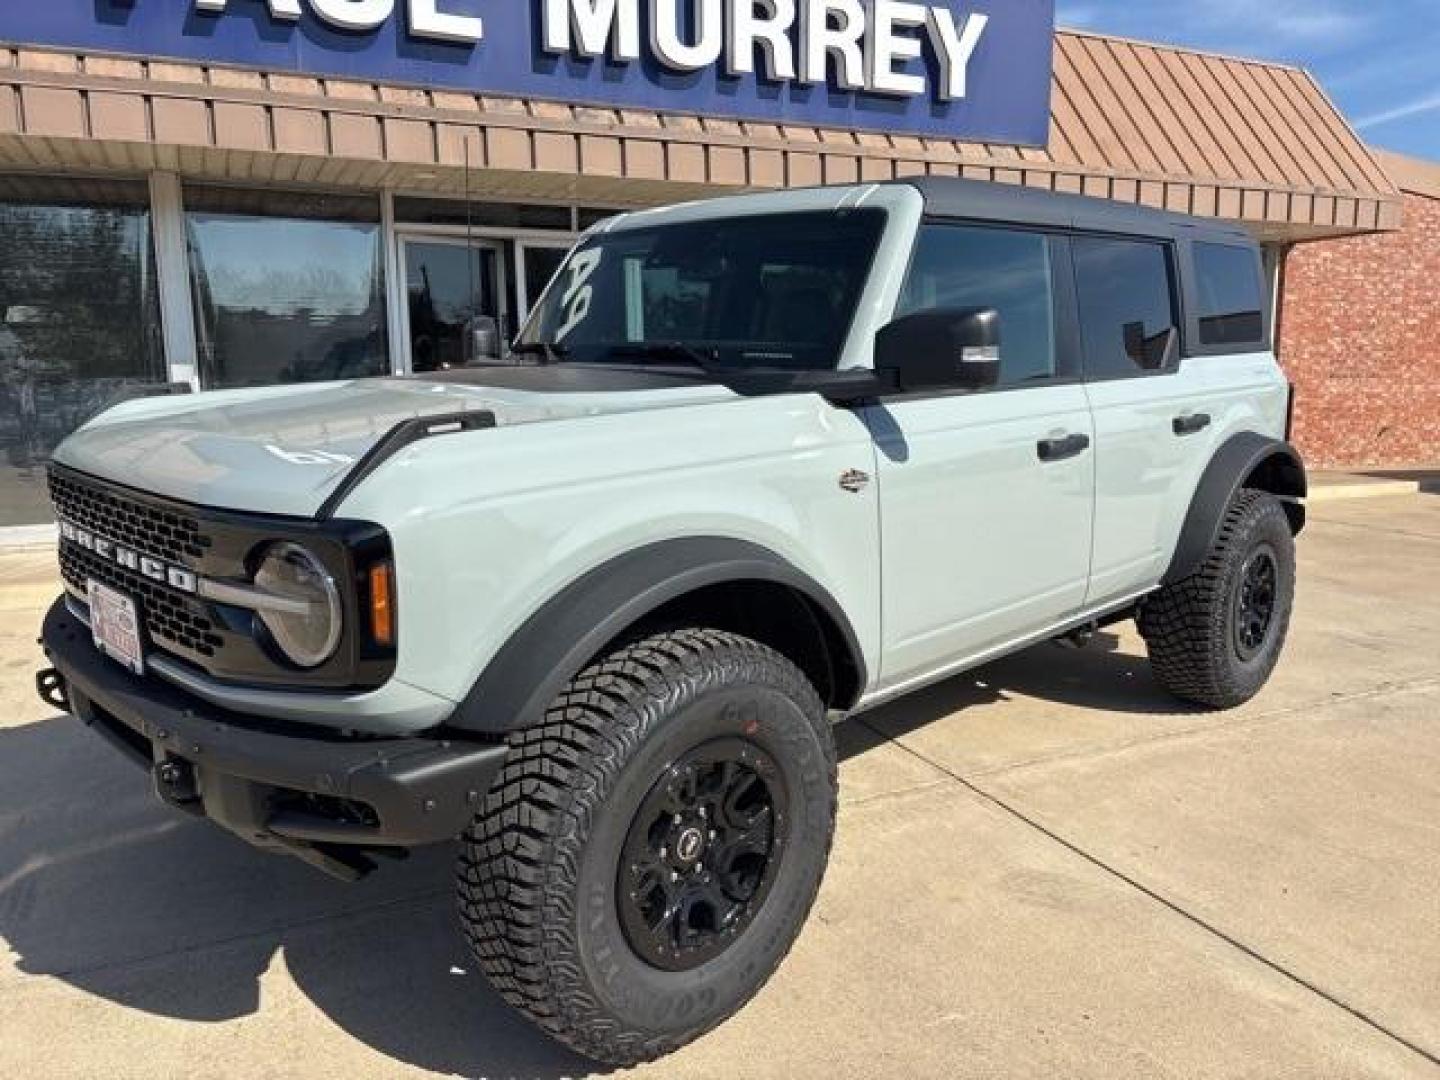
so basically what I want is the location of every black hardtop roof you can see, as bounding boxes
[890,176,1256,247]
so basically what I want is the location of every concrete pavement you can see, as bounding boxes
[1,495,1437,1078]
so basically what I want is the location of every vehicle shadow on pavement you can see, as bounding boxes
[846,632,1202,755]
[0,636,1188,1077]
[0,716,601,1079]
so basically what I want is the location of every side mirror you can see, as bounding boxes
[874,307,1001,394]
[466,315,501,364]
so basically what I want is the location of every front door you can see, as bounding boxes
[869,223,1095,691]
[399,237,508,373]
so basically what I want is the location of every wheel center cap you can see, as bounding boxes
[675,826,705,864]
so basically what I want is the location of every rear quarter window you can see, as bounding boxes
[1194,242,1266,347]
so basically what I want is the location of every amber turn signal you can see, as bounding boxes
[368,561,396,647]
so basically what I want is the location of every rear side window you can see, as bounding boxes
[1072,237,1180,379]
[1194,242,1266,346]
[896,224,1060,387]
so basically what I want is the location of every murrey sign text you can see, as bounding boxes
[0,0,1056,144]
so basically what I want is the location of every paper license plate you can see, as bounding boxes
[88,579,145,676]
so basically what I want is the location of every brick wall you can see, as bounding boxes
[1278,190,1440,467]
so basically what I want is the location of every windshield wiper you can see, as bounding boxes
[509,340,570,364]
[606,342,718,370]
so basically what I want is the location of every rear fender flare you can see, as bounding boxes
[1163,433,1307,585]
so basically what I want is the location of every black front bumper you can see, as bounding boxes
[39,597,508,878]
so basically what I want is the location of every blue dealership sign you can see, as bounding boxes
[0,1,1055,145]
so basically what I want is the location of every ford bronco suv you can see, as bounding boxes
[36,178,1304,1065]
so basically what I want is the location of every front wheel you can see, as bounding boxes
[1140,489,1297,709]
[458,629,836,1066]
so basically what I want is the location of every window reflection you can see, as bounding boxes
[1194,242,1265,346]
[0,176,166,525]
[1073,238,1179,378]
[897,225,1058,386]
[404,241,501,372]
[521,246,570,323]
[185,187,389,388]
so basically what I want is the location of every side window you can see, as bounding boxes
[896,224,1059,387]
[1072,237,1180,379]
[1194,242,1265,347]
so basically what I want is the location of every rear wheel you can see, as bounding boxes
[1140,489,1296,708]
[458,629,836,1066]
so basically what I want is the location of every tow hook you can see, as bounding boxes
[35,667,70,713]
[153,755,203,814]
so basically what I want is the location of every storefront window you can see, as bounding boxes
[395,196,572,232]
[519,245,571,323]
[578,207,622,230]
[402,240,504,372]
[185,187,389,388]
[0,176,166,527]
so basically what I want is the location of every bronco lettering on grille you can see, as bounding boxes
[58,519,198,595]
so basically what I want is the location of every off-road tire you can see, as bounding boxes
[458,629,836,1066]
[1140,488,1296,709]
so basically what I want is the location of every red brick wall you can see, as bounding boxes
[1277,191,1440,467]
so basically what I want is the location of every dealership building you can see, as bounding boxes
[0,2,1436,531]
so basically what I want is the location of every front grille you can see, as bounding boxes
[48,464,394,692]
[60,545,226,659]
[51,470,225,664]
[49,470,212,563]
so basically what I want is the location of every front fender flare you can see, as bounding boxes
[448,537,867,735]
[1163,433,1307,585]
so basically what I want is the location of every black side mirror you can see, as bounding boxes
[875,307,1001,394]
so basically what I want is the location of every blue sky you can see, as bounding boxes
[1056,0,1440,161]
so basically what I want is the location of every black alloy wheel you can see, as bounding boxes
[1233,544,1279,660]
[618,738,788,972]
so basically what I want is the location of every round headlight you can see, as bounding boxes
[254,542,342,669]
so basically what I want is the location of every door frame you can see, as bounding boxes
[393,231,511,376]
[514,239,575,328]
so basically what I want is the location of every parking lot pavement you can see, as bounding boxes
[2,495,1438,1079]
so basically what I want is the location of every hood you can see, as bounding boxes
[53,367,735,518]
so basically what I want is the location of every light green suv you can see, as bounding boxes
[38,178,1305,1065]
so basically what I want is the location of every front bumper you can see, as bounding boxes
[39,597,508,879]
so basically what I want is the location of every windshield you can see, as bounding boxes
[519,209,886,371]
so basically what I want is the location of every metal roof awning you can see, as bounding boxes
[0,30,1402,241]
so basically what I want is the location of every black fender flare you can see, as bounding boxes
[449,537,868,735]
[1163,432,1308,585]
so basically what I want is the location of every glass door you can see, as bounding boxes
[515,241,573,327]
[399,236,508,373]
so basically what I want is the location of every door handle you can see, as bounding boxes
[1173,413,1212,437]
[1037,433,1091,463]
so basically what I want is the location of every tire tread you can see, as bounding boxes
[1140,489,1294,709]
[458,628,834,1066]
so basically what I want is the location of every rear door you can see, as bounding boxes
[1074,234,1222,604]
[867,222,1095,690]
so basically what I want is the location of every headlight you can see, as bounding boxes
[254,542,343,669]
